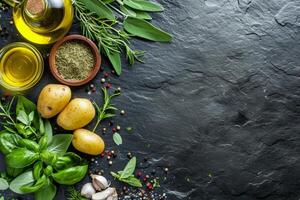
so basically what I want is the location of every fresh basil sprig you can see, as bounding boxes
[0,96,88,199]
[111,157,142,187]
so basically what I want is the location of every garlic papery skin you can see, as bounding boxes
[92,187,116,200]
[91,174,109,191]
[81,183,96,199]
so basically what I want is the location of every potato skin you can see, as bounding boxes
[57,98,95,130]
[37,84,71,118]
[72,129,105,155]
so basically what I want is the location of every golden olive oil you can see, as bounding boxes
[0,42,44,93]
[13,0,73,45]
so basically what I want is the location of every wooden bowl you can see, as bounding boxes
[49,35,101,86]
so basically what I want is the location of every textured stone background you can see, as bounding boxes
[1,0,300,199]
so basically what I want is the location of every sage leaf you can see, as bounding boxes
[124,16,172,42]
[120,5,152,20]
[121,176,142,187]
[120,156,136,179]
[0,178,9,190]
[105,48,122,75]
[35,182,57,200]
[6,148,38,168]
[78,0,115,20]
[44,120,53,145]
[113,132,122,146]
[123,0,164,12]
[47,134,72,154]
[9,171,34,194]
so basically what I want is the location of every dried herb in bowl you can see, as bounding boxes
[55,41,95,80]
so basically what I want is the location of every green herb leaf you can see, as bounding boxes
[0,131,21,155]
[110,171,121,179]
[20,175,47,193]
[35,182,57,200]
[6,148,39,168]
[121,176,142,187]
[28,111,34,122]
[53,152,83,171]
[20,139,39,152]
[16,96,36,116]
[47,134,72,154]
[0,178,9,190]
[6,167,24,178]
[105,48,122,76]
[44,120,53,145]
[124,16,172,42]
[113,132,122,146]
[120,5,152,20]
[120,156,137,179]
[17,110,30,125]
[78,0,115,20]
[9,171,35,194]
[123,0,164,12]
[39,116,45,135]
[52,165,88,185]
[33,161,43,180]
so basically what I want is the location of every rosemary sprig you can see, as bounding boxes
[92,88,120,132]
[66,187,87,200]
[73,0,144,75]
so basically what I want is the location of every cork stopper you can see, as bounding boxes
[25,0,46,15]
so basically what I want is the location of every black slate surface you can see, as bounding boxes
[1,0,300,199]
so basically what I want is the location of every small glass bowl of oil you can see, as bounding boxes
[0,42,44,94]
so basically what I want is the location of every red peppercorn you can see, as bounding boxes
[143,177,148,182]
[107,152,112,157]
[105,83,112,89]
[92,87,96,93]
[146,182,153,190]
[112,128,117,132]
[100,153,105,157]
[104,72,109,78]
[137,171,142,177]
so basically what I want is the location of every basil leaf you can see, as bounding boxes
[39,116,45,135]
[53,152,83,171]
[6,148,39,168]
[123,0,163,12]
[113,132,122,146]
[38,136,48,151]
[33,161,43,180]
[47,134,72,154]
[121,176,142,187]
[20,139,39,152]
[124,16,172,42]
[120,5,152,20]
[105,48,122,75]
[52,165,88,185]
[6,167,24,178]
[16,96,36,116]
[78,0,115,20]
[9,171,35,194]
[102,0,115,3]
[28,111,34,122]
[35,181,57,200]
[20,175,47,193]
[0,131,21,155]
[44,120,53,145]
[0,178,9,190]
[40,151,58,166]
[17,110,30,125]
[120,156,136,179]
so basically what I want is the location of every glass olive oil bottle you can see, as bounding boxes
[12,0,73,45]
[0,42,44,93]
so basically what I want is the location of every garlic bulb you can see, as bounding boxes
[91,175,109,191]
[92,187,116,200]
[81,183,96,199]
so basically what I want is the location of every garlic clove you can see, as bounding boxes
[81,183,96,199]
[107,190,118,200]
[91,174,109,191]
[92,187,116,200]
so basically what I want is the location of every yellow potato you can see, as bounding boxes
[37,84,71,118]
[72,129,105,155]
[57,98,95,130]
